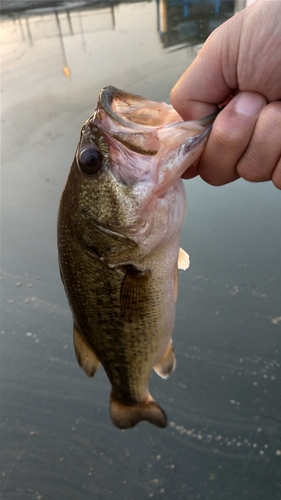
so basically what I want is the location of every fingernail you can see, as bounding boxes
[234,92,266,117]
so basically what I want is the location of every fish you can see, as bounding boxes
[57,86,217,429]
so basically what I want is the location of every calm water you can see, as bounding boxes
[1,1,281,499]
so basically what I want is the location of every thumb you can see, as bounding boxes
[170,26,234,120]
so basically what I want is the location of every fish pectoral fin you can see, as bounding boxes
[120,265,151,322]
[174,263,178,302]
[73,324,100,377]
[178,247,190,270]
[154,342,176,379]
[110,395,167,429]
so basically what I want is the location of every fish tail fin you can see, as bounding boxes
[110,395,167,429]
[73,324,100,377]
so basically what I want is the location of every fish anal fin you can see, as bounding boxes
[178,247,190,270]
[73,324,100,377]
[110,395,167,429]
[154,342,176,379]
[120,265,151,322]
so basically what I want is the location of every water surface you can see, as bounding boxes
[1,1,281,499]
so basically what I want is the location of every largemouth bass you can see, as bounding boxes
[58,86,216,429]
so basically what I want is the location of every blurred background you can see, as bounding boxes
[1,1,280,499]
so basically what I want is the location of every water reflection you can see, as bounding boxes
[1,0,235,50]
[157,0,234,48]
[1,3,116,46]
[1,2,117,74]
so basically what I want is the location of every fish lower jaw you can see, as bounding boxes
[110,394,167,429]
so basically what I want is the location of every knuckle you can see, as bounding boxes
[261,101,281,126]
[236,161,261,182]
[236,102,281,184]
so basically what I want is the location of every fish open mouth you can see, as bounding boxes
[99,85,218,129]
[99,85,181,129]
[96,86,218,157]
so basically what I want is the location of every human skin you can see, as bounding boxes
[170,0,281,189]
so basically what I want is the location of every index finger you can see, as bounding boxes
[170,21,238,120]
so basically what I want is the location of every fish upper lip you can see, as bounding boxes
[99,85,143,129]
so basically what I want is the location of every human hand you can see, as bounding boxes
[170,0,281,189]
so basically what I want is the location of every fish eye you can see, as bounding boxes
[78,147,103,175]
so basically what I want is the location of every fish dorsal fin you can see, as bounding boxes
[154,342,176,379]
[110,395,167,429]
[73,324,100,377]
[178,247,190,270]
[120,265,151,322]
